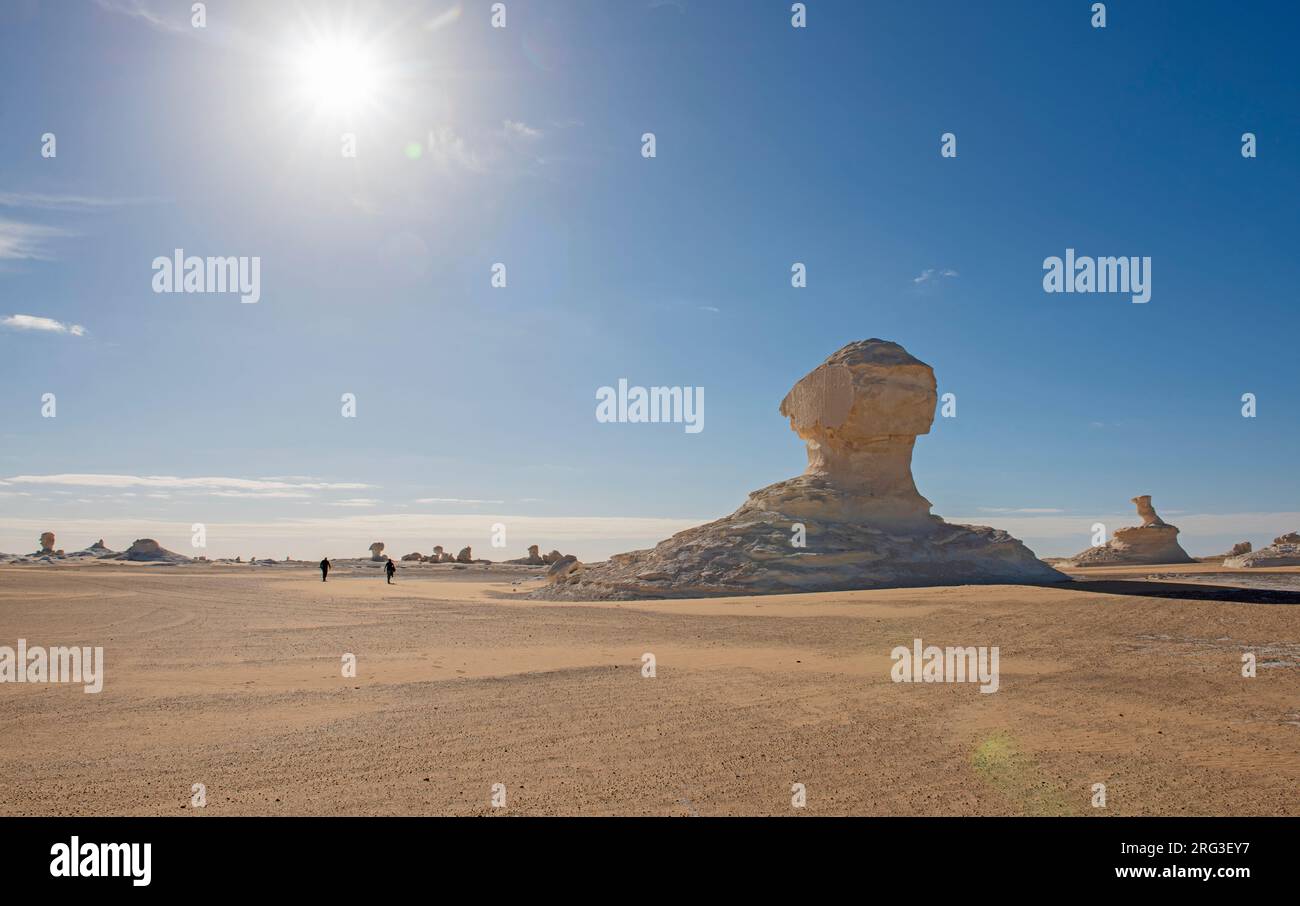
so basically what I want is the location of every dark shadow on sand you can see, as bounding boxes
[1061,578,1300,606]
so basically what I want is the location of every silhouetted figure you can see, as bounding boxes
[385,558,396,584]
[320,558,331,582]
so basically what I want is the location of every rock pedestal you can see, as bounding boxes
[532,339,1065,600]
[1067,496,1194,567]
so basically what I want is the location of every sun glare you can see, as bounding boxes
[292,34,384,115]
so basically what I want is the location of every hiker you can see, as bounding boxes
[385,558,396,584]
[320,558,331,582]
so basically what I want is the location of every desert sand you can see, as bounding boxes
[2,559,1299,816]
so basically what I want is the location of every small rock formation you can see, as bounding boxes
[542,549,564,565]
[1066,496,1194,567]
[37,532,56,554]
[368,542,386,562]
[455,546,474,564]
[546,554,582,583]
[401,552,425,562]
[1225,532,1300,568]
[532,339,1065,599]
[1211,541,1252,560]
[432,545,446,561]
[110,538,191,563]
[507,545,546,566]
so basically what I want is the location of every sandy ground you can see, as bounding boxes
[1,561,1298,816]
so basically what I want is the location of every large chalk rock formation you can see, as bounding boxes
[532,339,1065,600]
[368,542,386,562]
[1067,496,1194,566]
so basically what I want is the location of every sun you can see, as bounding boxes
[291,34,385,116]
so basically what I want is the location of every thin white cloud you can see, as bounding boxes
[0,192,165,211]
[415,497,505,505]
[503,120,543,140]
[329,498,381,508]
[3,474,373,493]
[424,128,484,173]
[978,507,1064,514]
[0,220,72,261]
[91,0,186,33]
[2,314,87,336]
[913,268,959,285]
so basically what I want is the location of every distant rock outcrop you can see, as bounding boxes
[1225,532,1300,568]
[542,550,564,565]
[532,339,1065,600]
[38,532,56,554]
[1212,541,1252,559]
[1067,496,1194,567]
[401,552,424,562]
[545,554,582,583]
[455,546,474,564]
[507,545,546,566]
[110,538,191,563]
[368,542,386,562]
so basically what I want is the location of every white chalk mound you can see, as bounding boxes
[1225,532,1300,568]
[532,339,1065,600]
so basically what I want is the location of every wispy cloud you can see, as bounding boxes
[503,120,543,140]
[91,0,187,33]
[0,192,165,211]
[2,474,373,495]
[977,507,1063,514]
[0,220,72,261]
[423,127,485,173]
[1,314,87,336]
[415,497,505,505]
[329,498,381,508]
[913,268,959,285]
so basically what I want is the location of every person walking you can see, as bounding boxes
[385,558,396,584]
[319,557,331,582]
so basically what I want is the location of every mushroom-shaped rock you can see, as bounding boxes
[1066,496,1194,567]
[38,532,56,555]
[368,542,386,562]
[530,339,1065,599]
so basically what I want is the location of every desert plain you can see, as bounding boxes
[2,559,1298,817]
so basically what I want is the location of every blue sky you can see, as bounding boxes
[1,0,1296,559]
